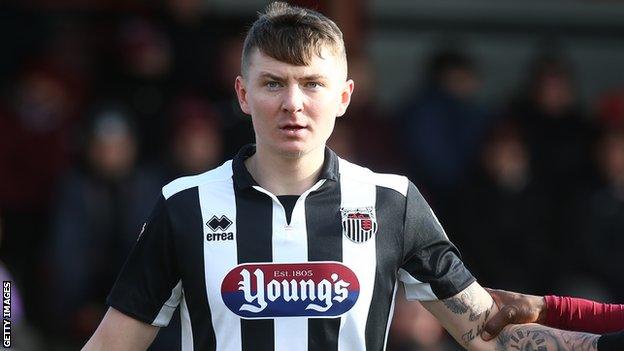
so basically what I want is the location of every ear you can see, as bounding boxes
[235,76,251,115]
[336,79,354,117]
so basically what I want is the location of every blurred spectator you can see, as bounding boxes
[453,121,551,294]
[336,55,403,172]
[167,94,224,178]
[213,35,255,159]
[44,19,94,100]
[597,88,624,128]
[0,63,79,211]
[508,51,598,270]
[164,0,219,96]
[577,128,624,300]
[388,288,461,351]
[97,17,174,162]
[119,18,172,82]
[48,106,163,346]
[166,0,203,24]
[213,35,245,102]
[511,52,597,193]
[0,62,82,330]
[399,48,491,217]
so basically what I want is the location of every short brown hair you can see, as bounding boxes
[241,2,347,77]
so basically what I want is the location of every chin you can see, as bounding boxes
[273,141,316,159]
[276,145,308,158]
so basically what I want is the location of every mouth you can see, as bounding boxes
[279,124,308,132]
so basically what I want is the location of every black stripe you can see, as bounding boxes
[348,221,352,241]
[168,188,216,350]
[305,180,342,351]
[235,186,274,351]
[365,186,406,351]
[349,220,355,242]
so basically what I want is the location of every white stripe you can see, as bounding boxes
[152,280,182,326]
[337,158,408,196]
[198,178,241,351]
[338,175,377,351]
[255,180,325,351]
[180,296,193,351]
[271,196,307,351]
[397,268,437,301]
[162,161,233,199]
[382,282,399,351]
[371,173,409,196]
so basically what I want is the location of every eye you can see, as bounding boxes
[265,81,282,89]
[305,81,323,89]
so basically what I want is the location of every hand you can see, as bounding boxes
[481,288,547,341]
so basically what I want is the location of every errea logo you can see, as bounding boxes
[207,215,232,231]
[206,215,234,242]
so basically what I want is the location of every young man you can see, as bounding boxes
[83,2,602,350]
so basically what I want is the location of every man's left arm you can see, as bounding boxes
[421,281,600,351]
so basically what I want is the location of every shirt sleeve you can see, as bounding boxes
[398,181,475,301]
[106,194,182,327]
[544,295,624,334]
[598,331,624,351]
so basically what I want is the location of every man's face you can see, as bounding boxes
[235,48,354,158]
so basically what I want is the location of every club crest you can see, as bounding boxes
[340,207,378,243]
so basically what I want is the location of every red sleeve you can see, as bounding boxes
[544,295,624,334]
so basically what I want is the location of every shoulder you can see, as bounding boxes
[162,160,233,200]
[338,158,409,197]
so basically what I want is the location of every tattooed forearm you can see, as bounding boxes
[441,283,495,347]
[495,324,599,351]
[443,283,489,321]
[461,308,491,345]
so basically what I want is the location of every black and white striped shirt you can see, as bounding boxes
[107,144,475,351]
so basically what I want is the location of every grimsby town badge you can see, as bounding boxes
[340,207,378,243]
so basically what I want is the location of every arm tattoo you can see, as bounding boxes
[443,294,469,314]
[461,308,491,345]
[443,283,488,321]
[442,283,493,346]
[495,325,599,351]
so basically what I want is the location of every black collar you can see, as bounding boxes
[232,144,340,190]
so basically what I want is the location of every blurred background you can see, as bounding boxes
[1,0,624,350]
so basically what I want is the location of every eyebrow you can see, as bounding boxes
[258,72,328,81]
[259,72,284,81]
[300,74,328,81]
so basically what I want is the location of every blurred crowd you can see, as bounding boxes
[1,2,624,350]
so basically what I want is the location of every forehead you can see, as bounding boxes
[246,48,344,79]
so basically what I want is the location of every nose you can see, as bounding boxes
[281,85,304,114]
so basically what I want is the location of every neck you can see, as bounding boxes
[245,145,325,195]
